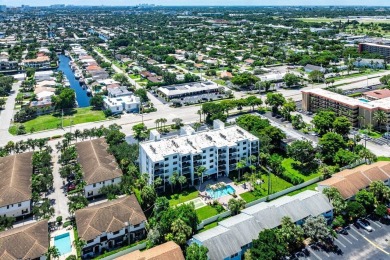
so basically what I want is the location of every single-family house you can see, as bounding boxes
[220,71,233,80]
[103,95,140,114]
[75,195,146,258]
[22,56,50,69]
[75,138,123,198]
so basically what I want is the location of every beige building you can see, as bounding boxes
[302,88,390,128]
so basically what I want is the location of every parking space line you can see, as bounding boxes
[370,221,382,228]
[349,226,363,239]
[338,235,353,244]
[335,238,346,248]
[307,247,323,260]
[362,236,390,255]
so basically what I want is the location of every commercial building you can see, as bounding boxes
[302,88,390,128]
[117,241,184,260]
[75,138,123,198]
[75,195,146,258]
[0,152,33,218]
[139,120,259,189]
[359,43,390,58]
[157,81,220,100]
[191,190,333,260]
[0,220,49,260]
[318,161,390,200]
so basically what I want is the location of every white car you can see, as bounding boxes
[357,219,373,232]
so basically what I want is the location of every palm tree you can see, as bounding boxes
[370,181,386,202]
[74,129,81,143]
[197,110,202,123]
[169,172,178,193]
[193,122,201,131]
[373,110,387,131]
[178,175,187,191]
[73,238,86,254]
[195,166,206,190]
[45,246,60,260]
[236,159,246,181]
[171,218,192,245]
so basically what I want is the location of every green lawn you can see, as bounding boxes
[378,156,390,161]
[199,222,218,233]
[168,187,199,206]
[213,79,226,86]
[297,17,336,23]
[196,205,219,221]
[9,107,106,135]
[282,158,322,182]
[359,129,382,139]
[240,173,293,203]
[283,183,318,197]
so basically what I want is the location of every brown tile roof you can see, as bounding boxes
[75,195,146,242]
[75,138,123,185]
[0,152,33,207]
[0,220,48,260]
[319,162,390,199]
[116,241,184,260]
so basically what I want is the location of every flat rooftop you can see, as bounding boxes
[140,125,258,162]
[364,89,390,100]
[303,88,390,110]
[158,81,219,96]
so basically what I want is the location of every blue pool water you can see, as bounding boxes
[359,98,370,103]
[206,185,236,199]
[54,232,72,255]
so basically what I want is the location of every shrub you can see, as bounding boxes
[63,221,71,228]
[281,172,304,185]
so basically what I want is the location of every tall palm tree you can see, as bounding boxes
[373,110,387,131]
[236,159,246,181]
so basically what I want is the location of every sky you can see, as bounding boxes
[2,0,390,7]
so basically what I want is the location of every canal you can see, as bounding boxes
[57,54,91,108]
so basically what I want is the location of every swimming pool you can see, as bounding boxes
[358,98,370,103]
[206,185,236,199]
[54,232,72,255]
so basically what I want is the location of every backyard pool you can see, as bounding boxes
[206,185,236,199]
[54,232,72,255]
[358,98,370,103]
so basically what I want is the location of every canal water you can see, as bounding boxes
[57,54,91,108]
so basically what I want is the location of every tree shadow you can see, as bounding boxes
[52,109,77,117]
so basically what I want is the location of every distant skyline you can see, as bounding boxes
[2,0,390,7]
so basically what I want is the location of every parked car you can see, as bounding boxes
[334,226,348,235]
[356,219,373,232]
[67,183,76,192]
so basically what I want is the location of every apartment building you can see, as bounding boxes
[191,190,333,260]
[302,88,390,128]
[0,152,33,218]
[139,120,259,189]
[359,43,390,58]
[0,220,49,260]
[75,138,123,198]
[75,195,146,258]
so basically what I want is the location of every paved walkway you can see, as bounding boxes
[47,140,70,222]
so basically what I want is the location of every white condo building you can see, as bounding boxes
[139,120,259,189]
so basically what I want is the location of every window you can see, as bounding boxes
[6,205,9,209]
[173,167,177,171]
[202,150,206,153]
[210,148,214,151]
[87,239,94,244]
[210,160,214,163]
[134,224,140,228]
[113,230,120,235]
[173,155,177,159]
[18,203,21,207]
[202,156,206,159]
[93,184,96,188]
[243,147,247,150]
[164,157,168,161]
[173,161,178,165]
[243,141,247,145]
[112,179,114,183]
[210,165,214,168]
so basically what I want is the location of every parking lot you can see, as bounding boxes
[295,218,390,260]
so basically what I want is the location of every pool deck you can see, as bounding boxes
[199,177,250,208]
[50,228,77,259]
